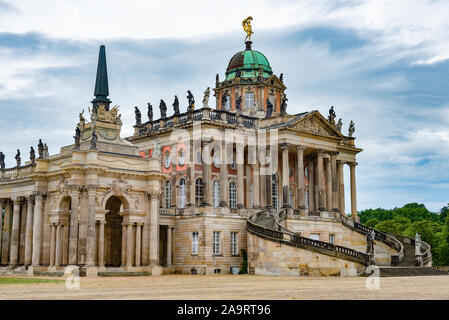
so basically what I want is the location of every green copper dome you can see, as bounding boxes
[225,42,273,80]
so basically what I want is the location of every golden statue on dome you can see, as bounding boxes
[242,16,254,42]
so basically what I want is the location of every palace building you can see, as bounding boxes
[0,22,432,276]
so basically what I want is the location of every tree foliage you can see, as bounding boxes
[359,203,449,265]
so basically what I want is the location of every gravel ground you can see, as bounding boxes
[0,274,448,300]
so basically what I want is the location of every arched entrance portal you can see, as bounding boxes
[105,196,123,267]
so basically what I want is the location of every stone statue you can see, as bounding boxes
[0,152,5,170]
[336,118,342,132]
[236,69,241,79]
[236,95,242,111]
[348,120,355,137]
[90,130,98,150]
[221,93,228,109]
[216,74,219,87]
[258,67,264,81]
[15,149,21,168]
[43,144,49,159]
[187,90,195,112]
[366,229,376,265]
[30,146,36,165]
[279,73,284,83]
[172,95,180,115]
[74,126,81,149]
[38,139,44,159]
[159,99,167,119]
[152,138,161,158]
[147,103,153,122]
[265,99,273,118]
[79,109,85,125]
[328,106,336,124]
[202,87,210,108]
[135,106,142,125]
[242,16,254,42]
[280,93,288,116]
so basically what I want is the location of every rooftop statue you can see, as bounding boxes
[258,67,264,81]
[265,99,273,119]
[348,120,355,137]
[336,118,342,132]
[30,146,36,165]
[160,99,167,119]
[43,144,49,159]
[216,74,219,87]
[74,126,81,150]
[242,16,254,42]
[15,149,21,168]
[280,93,288,116]
[38,139,44,159]
[202,87,210,108]
[147,103,153,122]
[0,151,5,170]
[79,109,85,125]
[90,130,98,150]
[328,106,336,124]
[279,73,284,83]
[135,106,142,125]
[236,69,241,79]
[173,95,180,115]
[187,90,195,112]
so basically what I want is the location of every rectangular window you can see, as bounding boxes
[310,233,320,241]
[329,234,335,245]
[192,232,199,255]
[245,92,254,107]
[213,231,221,255]
[230,232,238,255]
[225,96,230,110]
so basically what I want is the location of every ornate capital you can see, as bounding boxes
[337,160,346,165]
[348,161,358,167]
[86,184,98,194]
[146,190,161,200]
[32,191,47,201]
[330,151,339,157]
[25,195,35,204]
[296,145,307,151]
[280,143,289,152]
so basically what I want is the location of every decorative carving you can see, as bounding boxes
[103,177,131,197]
[202,87,210,108]
[90,130,98,150]
[94,104,121,124]
[79,109,85,125]
[152,138,162,158]
[336,118,342,132]
[159,99,167,119]
[293,115,335,136]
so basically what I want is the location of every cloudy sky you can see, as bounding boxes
[0,0,448,212]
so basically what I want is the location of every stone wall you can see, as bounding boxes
[247,233,366,276]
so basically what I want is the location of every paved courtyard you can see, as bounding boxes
[0,274,448,300]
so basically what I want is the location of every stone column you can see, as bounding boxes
[98,221,105,267]
[252,161,260,208]
[337,160,345,215]
[126,223,133,268]
[86,185,97,266]
[19,202,27,264]
[31,193,44,266]
[349,162,358,222]
[201,140,211,206]
[55,223,62,267]
[121,222,127,267]
[1,201,11,265]
[325,156,332,211]
[236,143,245,208]
[62,224,69,265]
[149,192,160,265]
[135,223,142,267]
[308,157,315,211]
[166,227,172,267]
[265,148,272,209]
[281,143,290,208]
[49,223,56,267]
[9,199,22,265]
[0,200,5,262]
[68,187,80,265]
[245,164,251,208]
[317,150,326,210]
[331,152,339,212]
[220,139,228,207]
[296,146,306,209]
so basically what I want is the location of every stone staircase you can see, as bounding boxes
[378,267,448,277]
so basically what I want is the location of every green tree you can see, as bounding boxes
[364,218,379,229]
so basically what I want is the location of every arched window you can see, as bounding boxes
[229,181,237,209]
[272,174,278,212]
[179,178,186,209]
[164,181,172,208]
[195,178,203,206]
[212,180,220,208]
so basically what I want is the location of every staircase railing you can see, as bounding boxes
[247,209,369,265]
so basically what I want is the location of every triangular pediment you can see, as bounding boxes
[263,75,287,90]
[287,111,344,138]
